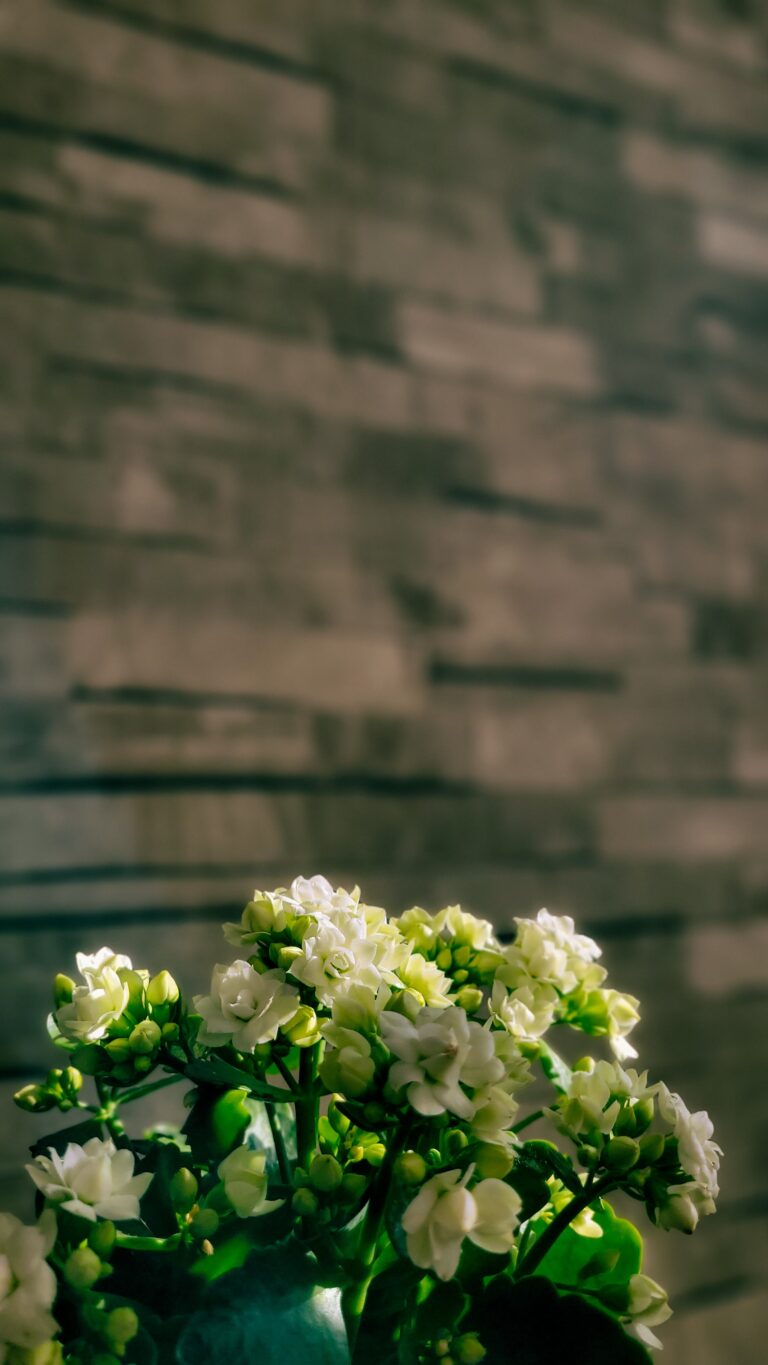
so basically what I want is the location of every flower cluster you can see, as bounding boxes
[4,875,721,1364]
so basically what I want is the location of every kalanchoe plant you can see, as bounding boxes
[5,877,721,1365]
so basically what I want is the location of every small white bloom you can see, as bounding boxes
[402,1169,520,1281]
[54,947,132,1044]
[287,875,360,918]
[392,907,444,955]
[603,989,641,1061]
[626,1273,672,1351]
[290,911,402,1007]
[217,1148,283,1219]
[193,962,300,1052]
[469,1084,520,1145]
[500,910,605,997]
[224,892,291,946]
[0,1210,58,1357]
[27,1138,152,1223]
[490,979,558,1042]
[399,954,453,1008]
[381,1006,504,1120]
[657,1087,721,1203]
[441,905,498,951]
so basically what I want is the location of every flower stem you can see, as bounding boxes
[266,1103,291,1185]
[115,1072,186,1105]
[295,1043,320,1170]
[343,1130,406,1360]
[114,1232,182,1253]
[514,1175,617,1280]
[96,1079,129,1146]
[512,1109,545,1135]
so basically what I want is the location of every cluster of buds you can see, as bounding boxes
[426,1332,486,1365]
[14,1067,83,1115]
[54,964,182,1086]
[394,906,503,1005]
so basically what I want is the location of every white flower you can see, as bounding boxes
[553,1060,653,1140]
[54,947,132,1043]
[500,910,605,997]
[490,979,558,1042]
[320,1025,375,1097]
[402,1169,521,1281]
[441,905,498,951]
[193,962,300,1052]
[393,908,444,955]
[286,875,360,917]
[603,990,641,1061]
[0,1210,58,1358]
[469,1084,520,1145]
[224,892,292,946]
[381,1006,504,1120]
[217,1148,283,1219]
[626,1273,672,1350]
[26,1138,152,1222]
[289,911,402,1007]
[657,1087,721,1203]
[399,954,453,1008]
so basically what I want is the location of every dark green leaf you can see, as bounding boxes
[30,1116,103,1158]
[471,1276,651,1364]
[181,1086,253,1161]
[516,1140,581,1195]
[177,1246,350,1365]
[537,1043,572,1093]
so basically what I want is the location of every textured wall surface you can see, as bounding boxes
[1,0,768,1357]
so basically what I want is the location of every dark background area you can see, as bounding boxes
[1,1,768,1358]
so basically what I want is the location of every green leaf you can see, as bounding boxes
[354,1260,423,1365]
[177,1246,350,1365]
[181,1086,253,1162]
[185,1057,284,1100]
[516,1140,581,1195]
[471,1276,651,1364]
[30,1116,103,1158]
[505,1160,550,1222]
[537,1042,572,1093]
[529,1199,643,1294]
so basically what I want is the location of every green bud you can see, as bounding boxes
[436,949,452,972]
[328,1097,351,1135]
[104,1038,133,1063]
[394,1151,427,1186]
[133,1055,152,1073]
[129,1019,162,1055]
[88,1221,116,1258]
[189,1208,219,1240]
[63,1246,103,1291]
[348,1144,365,1164]
[53,973,75,1007]
[118,968,147,1010]
[453,985,483,1014]
[603,1136,640,1173]
[474,1143,513,1179]
[281,1004,320,1048]
[72,1044,105,1076]
[455,1334,487,1365]
[445,1128,469,1158]
[105,1307,139,1347]
[339,1172,367,1202]
[170,1167,199,1212]
[365,1142,386,1167]
[452,969,469,985]
[309,1154,343,1193]
[292,1187,319,1217]
[613,1105,638,1138]
[572,1057,593,1073]
[453,945,472,968]
[13,1084,56,1114]
[147,970,179,1008]
[577,1144,600,1168]
[276,945,303,971]
[639,1131,665,1165]
[632,1098,655,1135]
[161,1022,179,1041]
[61,1065,83,1095]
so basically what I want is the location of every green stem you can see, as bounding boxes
[295,1044,320,1170]
[114,1232,182,1253]
[343,1130,407,1360]
[96,1080,129,1146]
[266,1103,291,1185]
[273,1053,300,1095]
[512,1108,545,1135]
[514,1175,617,1280]
[116,1072,186,1105]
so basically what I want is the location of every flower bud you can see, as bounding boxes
[170,1167,199,1212]
[13,1084,56,1113]
[61,1066,83,1095]
[348,1144,365,1163]
[104,1039,133,1063]
[603,1136,640,1173]
[105,1307,139,1347]
[281,1004,319,1048]
[53,973,75,1007]
[63,1247,103,1291]
[189,1208,219,1239]
[394,1151,427,1186]
[88,1221,116,1259]
[473,1143,512,1180]
[455,1334,487,1364]
[366,1142,386,1168]
[309,1154,343,1193]
[328,1097,351,1135]
[18,1342,65,1365]
[436,949,452,972]
[453,945,472,969]
[292,1187,319,1218]
[453,985,483,1014]
[445,1128,468,1158]
[656,1190,699,1234]
[339,1173,367,1202]
[276,945,303,971]
[161,1022,179,1041]
[147,970,179,1009]
[638,1132,665,1165]
[129,1019,162,1055]
[572,1057,593,1073]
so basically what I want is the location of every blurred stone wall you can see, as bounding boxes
[1,1,767,1357]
